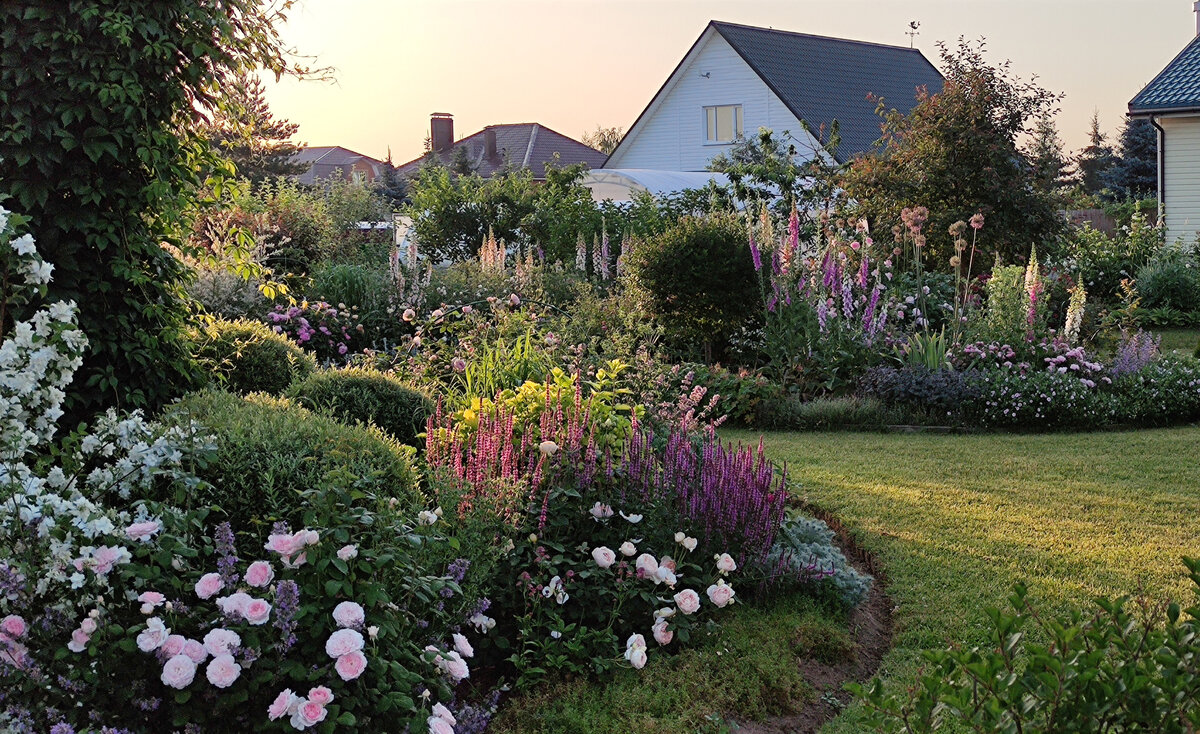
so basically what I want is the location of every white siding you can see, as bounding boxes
[1163,115,1200,244]
[606,29,822,171]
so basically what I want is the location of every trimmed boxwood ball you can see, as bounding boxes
[189,318,316,395]
[162,390,421,542]
[286,367,434,446]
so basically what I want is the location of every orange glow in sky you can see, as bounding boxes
[262,0,1197,164]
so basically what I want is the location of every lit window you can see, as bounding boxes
[704,105,743,143]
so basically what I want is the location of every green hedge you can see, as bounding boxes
[286,367,433,446]
[190,318,316,395]
[162,390,421,541]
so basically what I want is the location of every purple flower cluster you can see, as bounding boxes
[273,580,300,652]
[266,301,362,363]
[1110,329,1161,378]
[214,521,239,587]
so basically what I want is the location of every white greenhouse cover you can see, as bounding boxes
[580,169,730,202]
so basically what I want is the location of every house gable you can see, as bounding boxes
[605,27,821,171]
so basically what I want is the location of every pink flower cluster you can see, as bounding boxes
[265,529,320,569]
[269,685,334,730]
[326,626,367,681]
[425,640,471,682]
[136,613,244,691]
[1,614,29,668]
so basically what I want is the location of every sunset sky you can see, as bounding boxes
[261,0,1199,165]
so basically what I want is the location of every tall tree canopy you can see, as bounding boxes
[1075,110,1116,196]
[201,72,306,184]
[1103,117,1157,201]
[1027,114,1073,198]
[839,38,1065,267]
[0,0,303,420]
[582,125,624,155]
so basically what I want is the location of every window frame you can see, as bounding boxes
[703,104,744,145]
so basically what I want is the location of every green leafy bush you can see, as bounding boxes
[1109,355,1200,426]
[187,264,272,321]
[852,558,1200,733]
[0,1,301,418]
[190,318,316,395]
[1136,253,1200,312]
[161,390,420,540]
[308,261,404,344]
[286,367,433,446]
[1065,213,1161,302]
[625,215,758,360]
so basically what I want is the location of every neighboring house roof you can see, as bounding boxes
[1129,35,1200,114]
[608,20,944,165]
[291,146,383,185]
[395,123,607,180]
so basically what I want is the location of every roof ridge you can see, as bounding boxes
[710,19,927,55]
[1129,33,1200,112]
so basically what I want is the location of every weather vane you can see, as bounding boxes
[907,20,920,49]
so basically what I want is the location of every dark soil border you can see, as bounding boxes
[730,505,894,734]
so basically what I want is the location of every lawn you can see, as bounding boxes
[723,426,1200,733]
[1156,327,1200,355]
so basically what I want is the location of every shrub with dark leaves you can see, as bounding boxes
[859,366,978,417]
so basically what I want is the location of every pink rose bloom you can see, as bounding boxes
[161,654,197,689]
[624,633,648,669]
[282,551,307,569]
[591,546,616,569]
[244,598,271,626]
[715,553,737,574]
[335,650,368,681]
[125,520,161,542]
[673,589,701,615]
[216,592,252,618]
[91,545,127,574]
[431,703,456,726]
[706,580,736,608]
[137,591,166,607]
[659,556,677,572]
[325,628,365,658]
[244,561,274,588]
[337,544,357,561]
[292,699,327,728]
[302,529,319,546]
[136,617,170,652]
[182,639,208,664]
[205,654,241,688]
[332,601,365,629]
[428,716,455,734]
[161,634,186,656]
[68,627,90,653]
[634,553,658,577]
[452,633,474,659]
[0,615,26,639]
[194,572,224,600]
[652,620,673,646]
[202,628,241,657]
[79,618,97,635]
[441,650,469,681]
[268,689,299,721]
[264,532,306,560]
[307,686,334,706]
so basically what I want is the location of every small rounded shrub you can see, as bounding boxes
[286,367,434,446]
[624,214,758,360]
[162,390,421,542]
[189,318,316,395]
[1136,256,1200,312]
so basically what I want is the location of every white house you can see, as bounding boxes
[1128,9,1200,244]
[604,20,944,172]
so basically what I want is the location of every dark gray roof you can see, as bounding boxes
[396,123,607,179]
[711,21,944,161]
[290,146,383,185]
[1129,35,1200,114]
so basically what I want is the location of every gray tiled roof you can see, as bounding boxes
[1129,35,1200,113]
[711,21,944,161]
[290,146,383,185]
[395,123,607,179]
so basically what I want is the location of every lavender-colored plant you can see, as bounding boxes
[1110,329,1161,378]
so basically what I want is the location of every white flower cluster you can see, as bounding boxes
[0,208,87,461]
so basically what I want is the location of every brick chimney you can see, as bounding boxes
[484,128,498,160]
[430,113,454,152]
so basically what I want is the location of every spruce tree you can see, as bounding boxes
[201,73,306,185]
[1075,110,1116,196]
[1103,117,1157,200]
